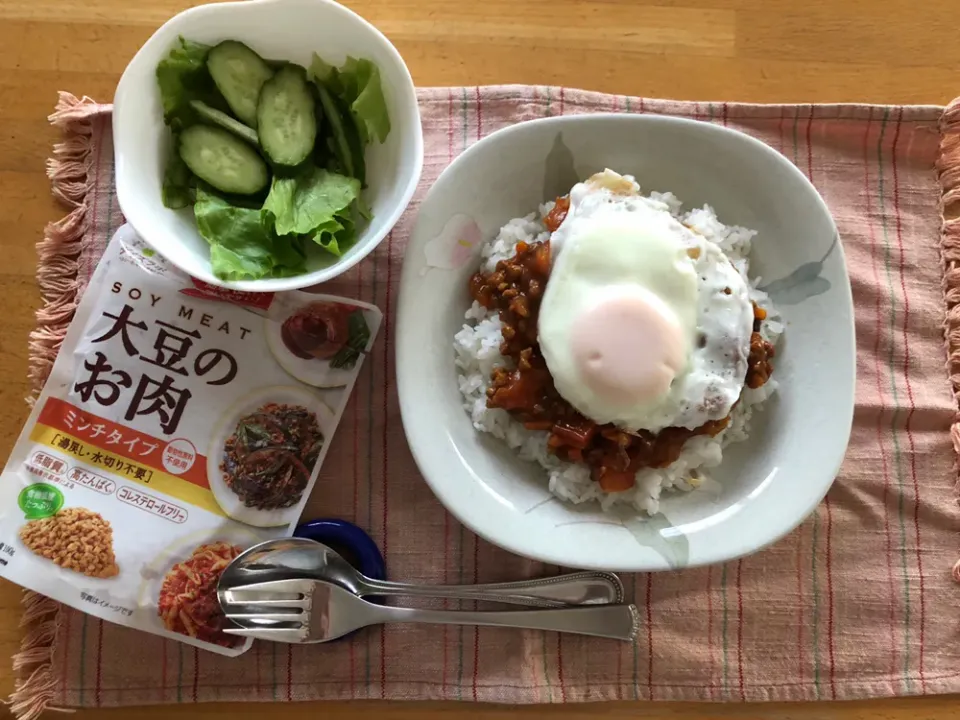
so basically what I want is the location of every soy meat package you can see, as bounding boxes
[0,225,380,655]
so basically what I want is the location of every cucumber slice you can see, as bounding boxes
[189,100,259,146]
[178,125,269,195]
[206,41,274,127]
[257,66,317,167]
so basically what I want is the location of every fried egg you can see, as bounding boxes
[538,170,754,433]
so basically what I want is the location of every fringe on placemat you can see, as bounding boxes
[26,92,104,403]
[937,98,960,585]
[7,91,105,720]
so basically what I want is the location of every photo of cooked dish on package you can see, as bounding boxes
[265,297,374,388]
[223,403,323,508]
[0,227,382,656]
[208,387,336,527]
[157,541,242,648]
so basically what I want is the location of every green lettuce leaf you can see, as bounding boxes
[262,166,362,257]
[338,57,390,145]
[155,36,225,129]
[355,191,372,221]
[339,97,367,185]
[194,188,306,280]
[161,137,194,209]
[309,52,387,179]
[310,59,356,180]
[308,54,342,95]
[310,211,357,257]
[262,165,360,236]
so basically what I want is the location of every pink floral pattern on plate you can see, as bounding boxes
[422,214,481,273]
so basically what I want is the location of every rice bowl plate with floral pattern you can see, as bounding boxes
[396,114,855,571]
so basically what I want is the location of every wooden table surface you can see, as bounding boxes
[1,0,958,717]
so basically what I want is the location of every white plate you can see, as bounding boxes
[396,113,855,572]
[207,385,336,527]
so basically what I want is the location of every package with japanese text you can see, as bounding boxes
[0,225,381,656]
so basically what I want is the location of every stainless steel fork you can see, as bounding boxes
[220,578,639,643]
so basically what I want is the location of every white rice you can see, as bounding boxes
[453,192,783,516]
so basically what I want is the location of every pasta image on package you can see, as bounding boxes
[0,225,381,656]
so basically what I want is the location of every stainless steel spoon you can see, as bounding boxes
[221,578,639,643]
[220,537,623,607]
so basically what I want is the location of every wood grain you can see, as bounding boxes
[0,0,956,717]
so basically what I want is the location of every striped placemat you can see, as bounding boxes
[9,87,960,719]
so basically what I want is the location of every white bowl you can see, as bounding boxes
[396,114,855,572]
[113,0,423,292]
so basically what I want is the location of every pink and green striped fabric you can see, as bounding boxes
[23,87,960,710]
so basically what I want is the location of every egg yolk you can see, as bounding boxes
[570,288,686,405]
